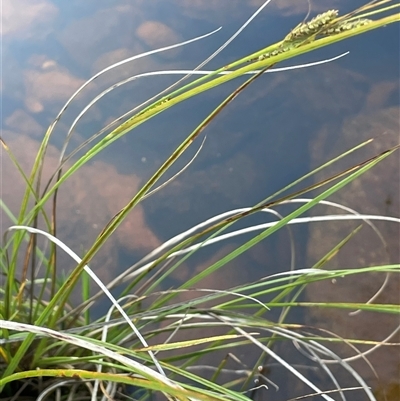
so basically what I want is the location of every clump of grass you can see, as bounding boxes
[1,1,399,400]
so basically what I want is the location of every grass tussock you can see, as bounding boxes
[1,1,399,400]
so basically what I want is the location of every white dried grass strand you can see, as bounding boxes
[60,51,348,173]
[272,326,377,400]
[123,213,399,282]
[6,225,166,378]
[36,379,79,401]
[0,320,180,389]
[56,27,222,162]
[121,0,275,130]
[213,320,336,401]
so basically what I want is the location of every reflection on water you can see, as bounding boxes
[1,0,399,399]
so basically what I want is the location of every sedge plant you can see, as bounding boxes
[1,1,399,400]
